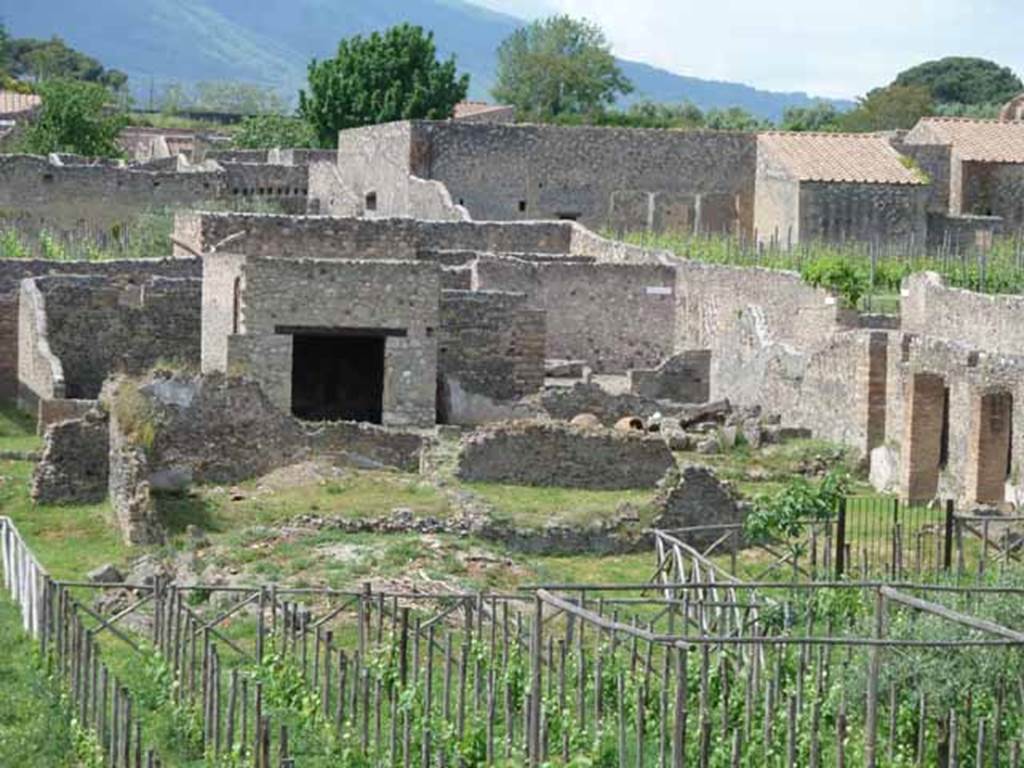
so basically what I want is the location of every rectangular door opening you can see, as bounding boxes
[290,334,385,423]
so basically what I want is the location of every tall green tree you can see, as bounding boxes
[492,15,632,120]
[299,24,468,148]
[894,57,1022,107]
[235,114,316,149]
[21,79,125,157]
[7,35,126,90]
[780,101,842,132]
[839,84,934,132]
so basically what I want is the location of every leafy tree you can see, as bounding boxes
[894,57,1022,107]
[299,24,469,147]
[235,114,316,149]
[703,106,771,131]
[7,35,127,90]
[839,83,933,132]
[780,101,842,132]
[193,81,286,115]
[492,15,632,119]
[20,79,125,157]
[0,22,10,77]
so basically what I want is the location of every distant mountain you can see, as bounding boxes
[0,0,852,120]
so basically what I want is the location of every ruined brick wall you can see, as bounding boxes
[883,333,1024,505]
[474,257,677,372]
[173,211,575,259]
[200,253,245,374]
[19,274,201,402]
[408,122,757,237]
[753,171,801,247]
[893,142,952,214]
[0,257,200,403]
[0,155,226,236]
[307,162,361,217]
[438,290,545,420]
[221,162,310,214]
[335,122,415,217]
[674,260,869,445]
[902,272,1024,356]
[961,161,1024,230]
[926,213,1002,252]
[798,182,929,246]
[455,421,676,489]
[223,256,440,427]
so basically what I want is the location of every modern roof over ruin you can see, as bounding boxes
[903,117,1024,164]
[757,131,926,185]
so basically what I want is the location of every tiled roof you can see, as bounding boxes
[904,117,1024,163]
[757,132,925,185]
[0,90,41,117]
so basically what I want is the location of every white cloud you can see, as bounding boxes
[471,0,1023,99]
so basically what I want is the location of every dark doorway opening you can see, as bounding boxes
[290,334,385,423]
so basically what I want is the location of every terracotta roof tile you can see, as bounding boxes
[0,90,41,117]
[904,117,1024,163]
[757,131,925,185]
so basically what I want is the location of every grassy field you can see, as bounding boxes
[0,595,79,768]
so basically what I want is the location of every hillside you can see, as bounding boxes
[1,0,851,119]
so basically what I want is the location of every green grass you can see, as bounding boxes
[625,230,1024,299]
[0,595,77,768]
[467,482,656,528]
[0,405,42,454]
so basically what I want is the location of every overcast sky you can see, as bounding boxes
[471,0,1022,99]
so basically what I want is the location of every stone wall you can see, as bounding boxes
[894,141,952,214]
[474,258,677,372]
[403,122,757,236]
[629,350,711,403]
[798,182,929,246]
[18,274,201,405]
[307,161,361,217]
[221,162,310,214]
[455,420,676,489]
[31,409,109,504]
[651,465,745,549]
[961,161,1024,231]
[173,211,575,260]
[753,171,800,247]
[438,290,546,424]
[216,256,441,427]
[925,213,1002,252]
[881,333,1024,506]
[0,154,225,236]
[902,272,1024,356]
[0,257,200,402]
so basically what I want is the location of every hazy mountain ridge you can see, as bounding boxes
[1,0,852,119]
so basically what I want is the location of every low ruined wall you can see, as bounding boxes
[306,422,427,473]
[407,177,470,221]
[455,421,676,489]
[173,211,575,260]
[926,213,1002,252]
[629,350,711,403]
[221,162,309,214]
[902,272,1024,356]
[21,274,201,400]
[0,257,200,403]
[31,410,109,504]
[17,278,65,409]
[0,154,226,236]
[438,290,546,423]
[475,258,676,373]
